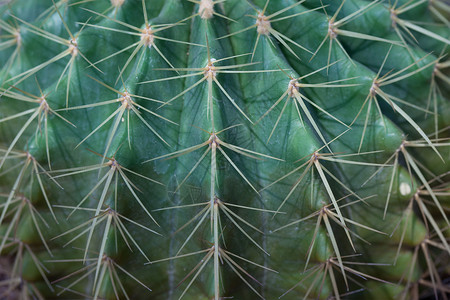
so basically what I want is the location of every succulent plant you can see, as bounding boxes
[0,0,449,299]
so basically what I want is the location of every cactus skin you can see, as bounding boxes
[0,0,449,299]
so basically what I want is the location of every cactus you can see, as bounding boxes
[0,0,449,299]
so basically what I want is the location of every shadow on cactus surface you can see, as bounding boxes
[0,0,449,299]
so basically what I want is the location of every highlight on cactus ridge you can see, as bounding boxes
[0,0,449,299]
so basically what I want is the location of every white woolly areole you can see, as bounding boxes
[120,92,133,108]
[39,97,49,112]
[141,26,154,48]
[69,39,78,56]
[199,0,214,19]
[204,58,217,79]
[256,13,271,36]
[111,0,125,7]
[288,79,299,97]
[399,182,411,196]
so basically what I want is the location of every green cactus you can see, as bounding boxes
[0,0,449,299]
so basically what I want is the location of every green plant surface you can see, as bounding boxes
[0,0,449,299]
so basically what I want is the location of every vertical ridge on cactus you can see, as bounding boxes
[0,0,449,299]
